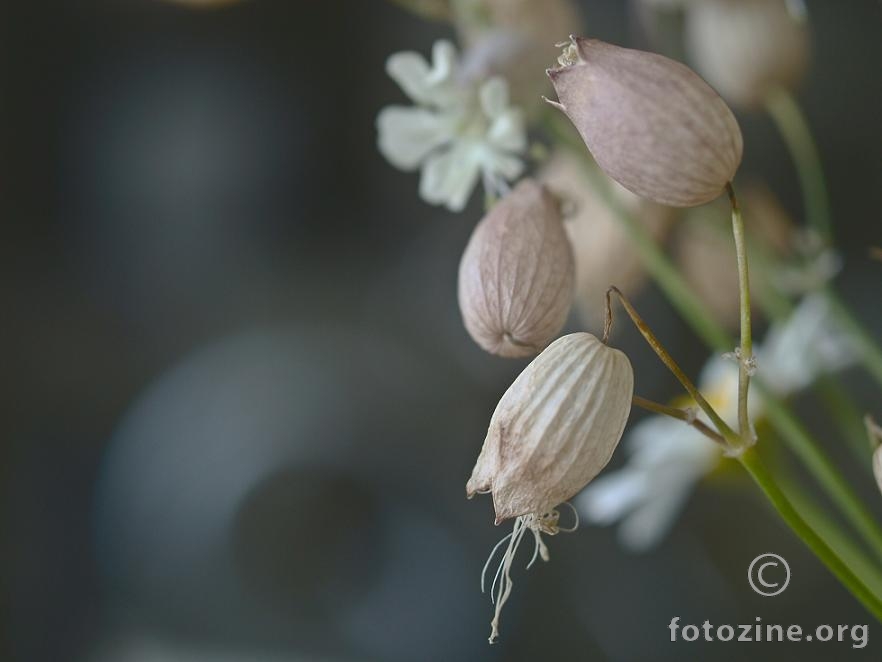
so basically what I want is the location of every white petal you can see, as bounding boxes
[386,51,433,104]
[486,109,527,153]
[758,293,858,396]
[376,106,453,171]
[617,476,696,552]
[479,77,510,118]
[419,142,481,212]
[480,149,524,187]
[576,470,648,524]
[428,40,458,86]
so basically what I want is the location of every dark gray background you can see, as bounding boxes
[2,1,881,660]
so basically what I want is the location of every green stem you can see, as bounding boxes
[740,446,882,621]
[545,110,882,563]
[765,88,882,430]
[727,183,754,440]
[764,87,832,243]
[759,394,882,562]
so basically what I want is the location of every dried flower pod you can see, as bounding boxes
[458,179,574,358]
[546,37,743,207]
[686,0,809,109]
[468,331,633,643]
[539,151,675,327]
[467,332,634,522]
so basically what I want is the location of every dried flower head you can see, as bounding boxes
[467,332,633,641]
[686,0,809,108]
[546,37,743,207]
[458,179,575,358]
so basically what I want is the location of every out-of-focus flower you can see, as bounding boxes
[686,0,810,109]
[547,37,743,207]
[454,0,583,112]
[458,179,574,358]
[577,293,858,551]
[468,332,633,641]
[539,151,674,328]
[377,40,527,212]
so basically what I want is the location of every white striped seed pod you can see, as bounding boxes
[467,332,634,522]
[458,179,574,358]
[546,37,743,207]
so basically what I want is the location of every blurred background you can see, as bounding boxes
[2,0,882,660]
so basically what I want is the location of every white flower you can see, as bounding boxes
[576,293,858,552]
[377,40,527,212]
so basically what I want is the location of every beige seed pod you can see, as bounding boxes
[686,0,809,109]
[458,179,575,358]
[469,331,633,642]
[467,332,634,523]
[546,37,743,207]
[539,151,675,327]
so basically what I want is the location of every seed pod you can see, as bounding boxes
[467,332,634,523]
[686,0,809,109]
[546,37,743,207]
[458,179,575,358]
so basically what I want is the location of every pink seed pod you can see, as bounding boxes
[458,178,575,358]
[547,37,743,207]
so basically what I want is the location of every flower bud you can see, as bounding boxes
[458,179,575,358]
[686,0,809,109]
[467,332,634,523]
[539,151,674,327]
[546,37,743,207]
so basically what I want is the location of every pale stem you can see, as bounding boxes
[605,286,740,447]
[726,182,754,442]
[631,395,727,447]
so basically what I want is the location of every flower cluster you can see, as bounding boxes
[377,40,527,211]
[377,0,880,646]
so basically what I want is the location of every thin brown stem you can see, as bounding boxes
[632,395,727,447]
[606,286,740,446]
